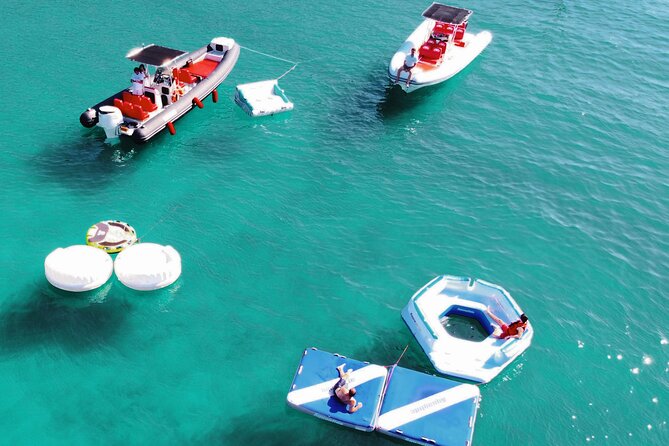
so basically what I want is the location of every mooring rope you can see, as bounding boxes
[239,44,299,80]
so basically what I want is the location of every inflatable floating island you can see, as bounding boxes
[402,275,533,383]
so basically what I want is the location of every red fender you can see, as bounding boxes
[193,97,204,109]
[167,121,176,135]
[212,89,218,103]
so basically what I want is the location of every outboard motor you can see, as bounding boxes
[79,108,98,128]
[97,105,124,138]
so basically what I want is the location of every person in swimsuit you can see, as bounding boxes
[486,307,529,339]
[332,364,363,413]
[396,48,419,87]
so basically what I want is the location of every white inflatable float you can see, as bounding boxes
[402,275,533,383]
[44,245,113,292]
[113,243,181,291]
[235,79,294,117]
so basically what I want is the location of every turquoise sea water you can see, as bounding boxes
[1,0,668,444]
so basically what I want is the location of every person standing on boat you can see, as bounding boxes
[130,67,144,95]
[139,64,151,87]
[396,48,418,87]
[332,364,363,413]
[486,307,529,339]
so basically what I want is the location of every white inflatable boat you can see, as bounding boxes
[388,3,492,92]
[402,275,533,383]
[235,80,294,117]
[44,245,113,292]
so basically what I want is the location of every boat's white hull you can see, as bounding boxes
[388,19,492,93]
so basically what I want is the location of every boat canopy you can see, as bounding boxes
[126,44,186,67]
[422,3,472,24]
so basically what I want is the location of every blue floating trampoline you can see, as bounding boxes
[377,366,480,446]
[286,348,388,431]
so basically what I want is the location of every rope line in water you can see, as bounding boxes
[239,44,299,80]
[239,44,297,65]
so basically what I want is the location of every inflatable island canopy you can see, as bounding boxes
[286,348,480,445]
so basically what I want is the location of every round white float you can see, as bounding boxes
[114,243,181,291]
[44,245,113,292]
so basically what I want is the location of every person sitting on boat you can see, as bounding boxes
[486,307,529,339]
[332,363,363,413]
[395,48,418,87]
[130,67,145,95]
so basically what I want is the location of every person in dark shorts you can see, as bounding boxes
[332,363,363,413]
[395,48,419,87]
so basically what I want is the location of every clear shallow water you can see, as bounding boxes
[1,1,668,444]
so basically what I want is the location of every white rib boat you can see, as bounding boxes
[388,3,492,92]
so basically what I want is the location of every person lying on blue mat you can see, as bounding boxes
[333,364,363,413]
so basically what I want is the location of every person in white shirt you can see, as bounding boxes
[130,67,144,95]
[139,64,151,87]
[396,48,418,87]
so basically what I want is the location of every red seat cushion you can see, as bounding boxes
[139,96,157,112]
[177,70,196,84]
[454,27,465,41]
[185,58,218,78]
[433,23,454,37]
[122,91,133,103]
[419,44,442,60]
[114,98,123,109]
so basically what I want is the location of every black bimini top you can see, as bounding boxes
[422,3,472,24]
[126,44,186,67]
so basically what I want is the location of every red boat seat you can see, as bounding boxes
[125,104,149,121]
[419,43,442,61]
[432,23,455,38]
[173,68,197,84]
[454,27,465,41]
[114,98,123,109]
[138,95,157,112]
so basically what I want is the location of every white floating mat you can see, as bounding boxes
[235,79,294,117]
[377,366,480,445]
[44,245,113,292]
[113,243,181,291]
[286,348,388,431]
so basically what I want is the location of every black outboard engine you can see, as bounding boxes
[79,108,98,128]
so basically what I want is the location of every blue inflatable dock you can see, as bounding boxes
[286,348,481,445]
[377,366,480,445]
[286,348,388,431]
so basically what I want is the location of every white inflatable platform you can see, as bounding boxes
[44,245,113,292]
[402,275,533,383]
[235,80,294,117]
[113,243,181,291]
